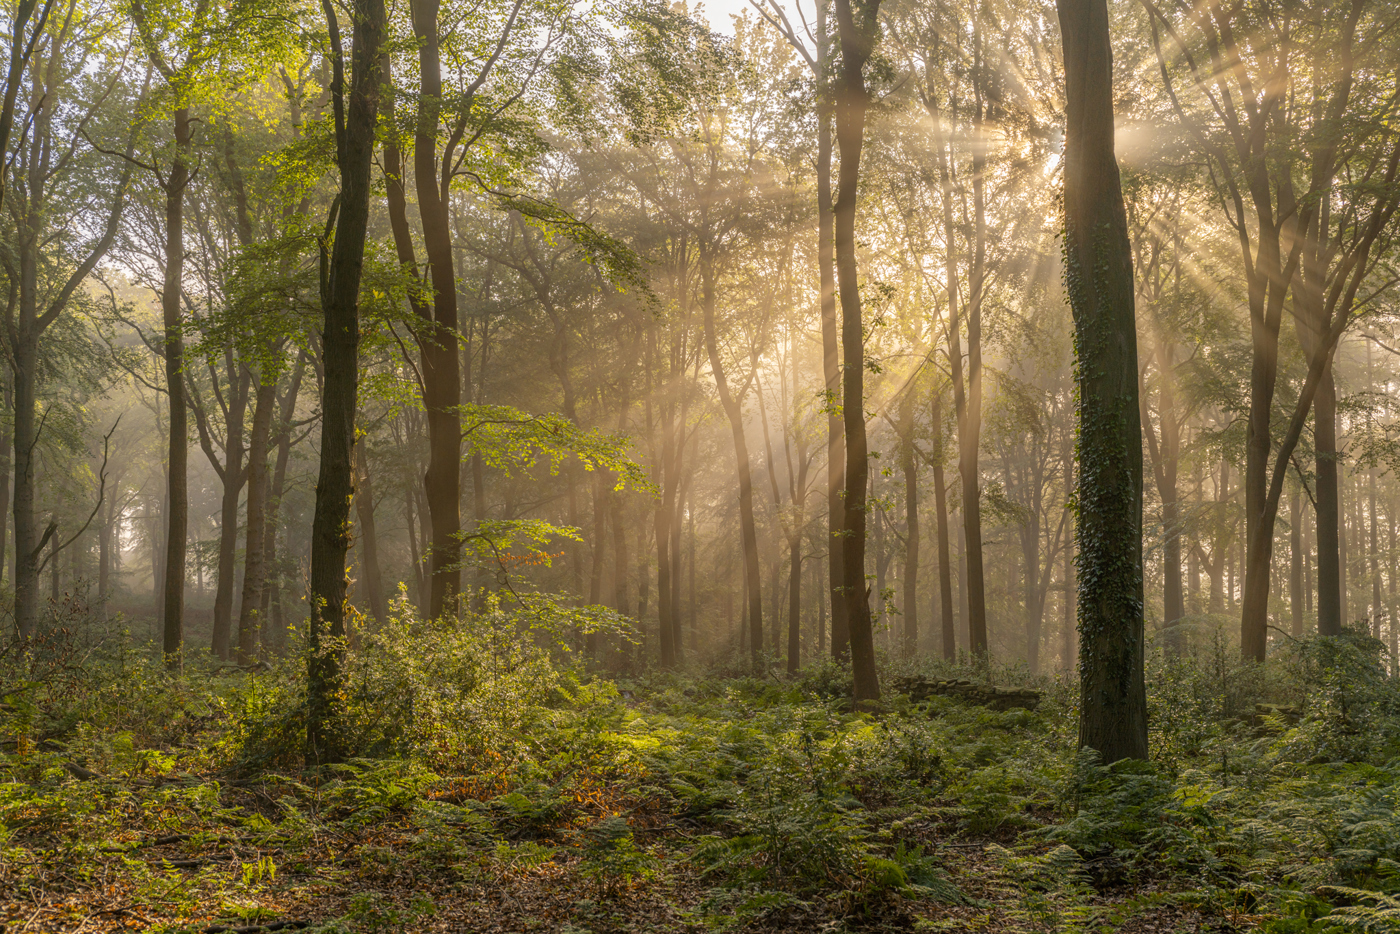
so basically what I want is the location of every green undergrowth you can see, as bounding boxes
[5,614,1400,931]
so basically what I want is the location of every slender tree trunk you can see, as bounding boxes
[935,113,987,658]
[788,534,802,673]
[307,0,385,764]
[832,0,882,703]
[1371,454,1382,636]
[1340,453,1350,626]
[586,472,608,657]
[656,394,675,666]
[1390,499,1397,670]
[815,2,847,661]
[210,365,250,660]
[355,441,388,626]
[161,107,193,670]
[263,352,305,651]
[700,259,763,669]
[900,390,919,656]
[236,375,276,662]
[1155,342,1184,654]
[932,387,955,660]
[1291,488,1304,637]
[412,0,462,620]
[48,526,58,603]
[1305,494,1315,618]
[0,367,12,591]
[12,330,39,639]
[688,497,698,655]
[99,499,112,610]
[1057,0,1147,761]
[1315,367,1343,636]
[670,448,687,663]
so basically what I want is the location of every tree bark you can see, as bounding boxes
[832,0,882,704]
[307,0,384,764]
[934,104,987,659]
[700,258,763,670]
[263,350,306,652]
[1314,367,1343,636]
[900,389,919,656]
[931,386,955,660]
[207,363,250,660]
[1290,487,1304,636]
[161,106,193,669]
[355,440,388,626]
[815,1,847,662]
[1057,0,1148,761]
[236,373,276,662]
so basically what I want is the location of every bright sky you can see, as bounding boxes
[694,0,772,35]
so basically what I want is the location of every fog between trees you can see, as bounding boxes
[2,0,1399,755]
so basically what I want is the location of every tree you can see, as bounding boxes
[6,0,135,641]
[832,0,881,702]
[306,0,385,764]
[1057,0,1148,761]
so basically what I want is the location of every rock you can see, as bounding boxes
[894,675,1042,712]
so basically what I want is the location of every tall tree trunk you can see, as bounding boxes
[815,1,847,661]
[670,446,687,663]
[307,0,385,764]
[209,364,250,660]
[161,107,193,670]
[655,389,675,666]
[932,386,955,659]
[380,27,460,621]
[612,490,630,666]
[935,108,987,658]
[1371,457,1382,637]
[1153,340,1184,654]
[236,375,276,662]
[413,0,462,620]
[586,472,608,657]
[355,440,388,626]
[12,329,39,640]
[263,351,306,651]
[700,259,763,669]
[832,0,882,704]
[688,496,698,655]
[0,367,12,591]
[1314,368,1343,636]
[900,390,919,656]
[1062,458,1076,671]
[1057,0,1147,761]
[1291,488,1304,637]
[788,534,802,673]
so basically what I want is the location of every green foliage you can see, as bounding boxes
[577,815,658,896]
[986,843,1098,933]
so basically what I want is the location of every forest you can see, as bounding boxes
[0,0,1399,927]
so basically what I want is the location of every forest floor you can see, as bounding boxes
[2,626,1397,933]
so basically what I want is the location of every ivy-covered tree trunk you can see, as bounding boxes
[1057,0,1148,761]
[833,0,881,704]
[307,0,385,765]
